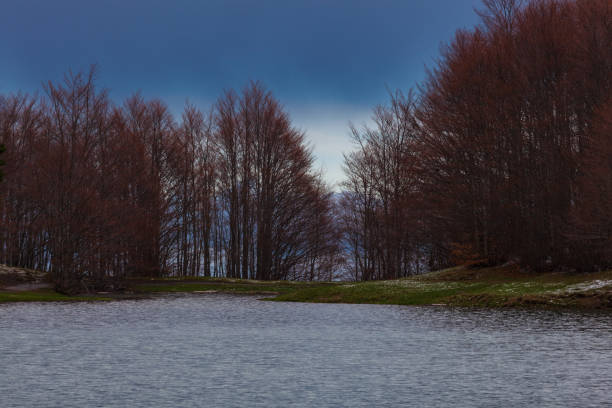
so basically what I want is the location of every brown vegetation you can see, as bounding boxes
[0,73,338,293]
[342,0,612,278]
[1,0,611,291]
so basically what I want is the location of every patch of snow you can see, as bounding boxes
[3,282,52,291]
[497,282,560,294]
[555,280,612,294]
[373,280,466,290]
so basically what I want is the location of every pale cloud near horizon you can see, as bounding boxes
[163,99,374,190]
[288,103,374,190]
[1,0,483,192]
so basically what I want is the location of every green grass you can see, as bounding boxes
[128,266,612,309]
[2,266,611,309]
[133,279,337,296]
[270,266,612,309]
[270,281,487,305]
[0,289,111,303]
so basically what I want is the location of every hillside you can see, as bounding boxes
[2,264,612,309]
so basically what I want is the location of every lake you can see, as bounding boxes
[1,294,611,407]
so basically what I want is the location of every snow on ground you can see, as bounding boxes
[0,264,47,281]
[557,280,612,294]
[374,279,466,290]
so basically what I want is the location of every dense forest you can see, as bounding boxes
[0,0,611,292]
[342,0,612,279]
[0,78,340,293]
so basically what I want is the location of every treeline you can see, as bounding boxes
[1,0,611,288]
[0,72,340,293]
[342,0,612,279]
[0,143,5,181]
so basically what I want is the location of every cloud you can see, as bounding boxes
[288,102,374,190]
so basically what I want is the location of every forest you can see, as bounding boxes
[0,0,611,293]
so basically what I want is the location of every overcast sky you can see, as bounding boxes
[1,0,482,188]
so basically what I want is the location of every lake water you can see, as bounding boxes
[1,294,611,407]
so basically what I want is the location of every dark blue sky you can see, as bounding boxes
[1,0,482,186]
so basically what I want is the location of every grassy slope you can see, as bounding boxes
[2,266,611,308]
[0,289,111,303]
[272,265,612,308]
[130,265,612,309]
[131,278,335,296]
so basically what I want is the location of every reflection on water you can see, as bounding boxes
[1,295,611,407]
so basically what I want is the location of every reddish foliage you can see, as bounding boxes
[344,0,612,276]
[0,73,339,291]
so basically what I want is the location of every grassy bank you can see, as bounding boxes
[270,266,612,309]
[0,289,111,303]
[2,265,612,309]
[131,277,335,297]
[129,266,612,309]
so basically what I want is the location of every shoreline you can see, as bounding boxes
[1,265,612,310]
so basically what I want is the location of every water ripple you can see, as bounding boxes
[1,295,611,407]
